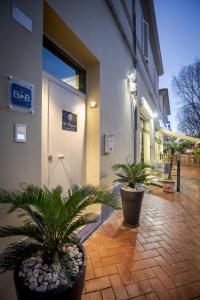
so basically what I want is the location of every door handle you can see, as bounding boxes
[58,154,65,159]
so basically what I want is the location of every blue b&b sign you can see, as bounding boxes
[11,83,32,108]
[9,76,34,112]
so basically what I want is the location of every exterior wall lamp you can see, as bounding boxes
[127,69,137,96]
[90,101,98,108]
[127,69,136,82]
[152,112,158,118]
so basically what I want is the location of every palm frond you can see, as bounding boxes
[0,224,44,243]
[0,190,21,212]
[113,162,152,187]
[62,185,120,226]
[64,233,81,245]
[19,206,46,230]
[0,241,42,272]
[61,213,98,244]
[0,183,119,269]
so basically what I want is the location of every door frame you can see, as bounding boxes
[41,71,87,187]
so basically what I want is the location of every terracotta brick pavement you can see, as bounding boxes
[82,167,200,300]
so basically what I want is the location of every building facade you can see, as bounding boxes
[0,0,170,237]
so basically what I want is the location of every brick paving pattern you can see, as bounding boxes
[0,167,199,300]
[82,167,200,300]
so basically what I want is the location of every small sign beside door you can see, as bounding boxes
[62,110,77,132]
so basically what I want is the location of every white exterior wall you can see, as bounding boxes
[0,0,166,250]
[0,0,43,190]
[135,0,162,162]
[47,0,135,186]
[0,0,164,190]
[0,0,43,250]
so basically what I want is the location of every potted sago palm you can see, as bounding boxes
[0,184,120,300]
[112,163,152,227]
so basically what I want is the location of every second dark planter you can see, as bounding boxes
[120,187,144,227]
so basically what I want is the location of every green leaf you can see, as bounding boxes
[0,241,42,272]
[0,183,119,270]
[112,163,152,187]
[0,224,44,243]
[61,213,98,243]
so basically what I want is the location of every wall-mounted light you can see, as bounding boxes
[127,69,137,95]
[152,112,158,118]
[90,101,98,108]
[127,69,136,82]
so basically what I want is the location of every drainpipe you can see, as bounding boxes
[150,117,155,162]
[133,86,138,164]
[133,0,138,163]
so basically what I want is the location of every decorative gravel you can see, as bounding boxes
[18,245,83,292]
[121,185,144,192]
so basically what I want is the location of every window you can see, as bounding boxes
[142,19,149,61]
[43,37,86,93]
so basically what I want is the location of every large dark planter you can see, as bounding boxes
[120,187,144,227]
[14,245,86,300]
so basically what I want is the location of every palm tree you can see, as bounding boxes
[0,184,120,271]
[112,163,152,188]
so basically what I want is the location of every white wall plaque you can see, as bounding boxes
[14,123,27,143]
[104,134,114,154]
[12,5,32,32]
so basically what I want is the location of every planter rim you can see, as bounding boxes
[162,179,176,183]
[14,244,87,296]
[120,186,145,193]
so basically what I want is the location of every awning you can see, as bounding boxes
[158,128,200,143]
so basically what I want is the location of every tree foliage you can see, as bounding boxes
[172,58,200,137]
[163,140,195,154]
[163,139,195,179]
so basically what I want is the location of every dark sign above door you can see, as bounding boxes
[62,110,77,132]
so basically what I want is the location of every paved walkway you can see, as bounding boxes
[0,167,199,300]
[82,167,200,300]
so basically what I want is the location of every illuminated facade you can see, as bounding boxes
[0,0,170,239]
